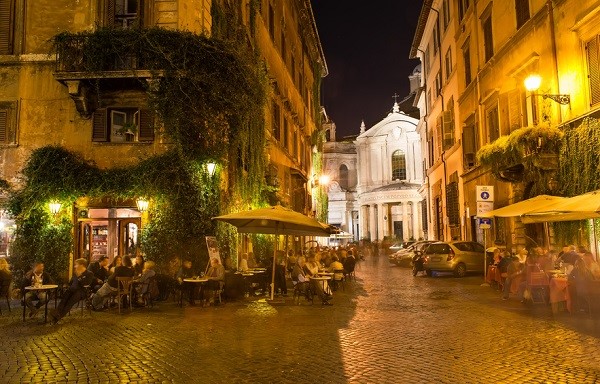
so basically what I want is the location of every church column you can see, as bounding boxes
[412,201,420,240]
[360,205,368,240]
[369,205,377,241]
[377,203,386,241]
[402,202,409,241]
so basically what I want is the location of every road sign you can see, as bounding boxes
[477,201,494,216]
[478,218,492,229]
[476,186,494,202]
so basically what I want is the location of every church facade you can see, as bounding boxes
[323,68,426,243]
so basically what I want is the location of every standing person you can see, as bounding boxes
[22,262,53,318]
[49,258,95,324]
[92,256,135,310]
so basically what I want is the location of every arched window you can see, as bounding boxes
[391,150,407,181]
[339,164,349,190]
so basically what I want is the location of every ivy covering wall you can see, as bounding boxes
[7,2,270,279]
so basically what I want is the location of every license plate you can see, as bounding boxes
[431,257,441,262]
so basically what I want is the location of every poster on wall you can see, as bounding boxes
[205,236,220,263]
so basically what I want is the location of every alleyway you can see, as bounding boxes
[1,256,599,383]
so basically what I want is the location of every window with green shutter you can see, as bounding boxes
[586,36,600,106]
[0,0,14,55]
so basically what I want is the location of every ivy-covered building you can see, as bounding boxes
[0,0,327,279]
[411,0,600,251]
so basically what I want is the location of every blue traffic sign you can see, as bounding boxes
[480,191,490,200]
[478,218,492,226]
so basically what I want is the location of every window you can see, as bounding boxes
[442,0,451,31]
[445,48,453,82]
[446,175,459,226]
[292,129,298,159]
[463,43,472,86]
[268,3,275,41]
[424,46,430,70]
[106,0,145,28]
[339,164,349,190]
[459,0,471,21]
[283,118,289,151]
[0,101,17,144]
[92,107,154,143]
[442,98,455,150]
[586,35,600,105]
[391,150,407,181]
[281,25,286,61]
[482,15,494,62]
[435,70,442,95]
[0,0,15,54]
[487,106,500,142]
[515,0,530,29]
[462,122,477,169]
[272,101,280,141]
[433,22,440,56]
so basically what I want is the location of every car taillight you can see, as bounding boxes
[447,249,455,261]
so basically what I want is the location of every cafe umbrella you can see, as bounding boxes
[213,205,336,300]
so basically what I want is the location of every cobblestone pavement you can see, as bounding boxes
[1,255,600,383]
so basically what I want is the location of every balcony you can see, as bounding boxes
[53,29,166,117]
[476,126,563,185]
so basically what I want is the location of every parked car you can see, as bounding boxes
[422,241,486,277]
[388,241,415,253]
[390,241,434,267]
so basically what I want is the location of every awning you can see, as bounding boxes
[478,195,565,218]
[521,190,600,223]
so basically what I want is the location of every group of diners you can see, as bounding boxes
[175,257,226,306]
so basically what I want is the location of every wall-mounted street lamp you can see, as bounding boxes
[318,174,330,186]
[524,74,571,105]
[206,162,217,177]
[136,198,149,213]
[48,201,62,215]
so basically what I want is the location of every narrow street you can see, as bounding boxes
[1,255,599,383]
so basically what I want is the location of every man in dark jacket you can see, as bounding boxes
[49,258,95,323]
[91,255,135,310]
[22,261,53,318]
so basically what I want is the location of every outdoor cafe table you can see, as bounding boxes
[180,278,208,307]
[234,272,255,297]
[310,276,332,294]
[22,284,59,323]
[549,275,571,313]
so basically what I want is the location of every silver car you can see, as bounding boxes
[422,241,485,277]
[391,241,434,267]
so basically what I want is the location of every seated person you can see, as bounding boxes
[49,258,95,323]
[286,250,297,274]
[133,261,157,305]
[0,258,12,286]
[133,255,145,276]
[239,253,250,272]
[266,256,287,296]
[22,261,53,318]
[175,259,194,282]
[91,256,135,310]
[303,254,319,277]
[108,256,122,274]
[343,251,357,275]
[328,256,345,281]
[204,258,225,305]
[88,255,110,291]
[582,252,600,279]
[502,257,524,300]
[292,257,331,306]
[492,249,503,265]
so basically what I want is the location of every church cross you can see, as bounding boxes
[392,93,400,103]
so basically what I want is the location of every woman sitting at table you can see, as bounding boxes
[328,256,344,280]
[292,257,331,306]
[303,254,320,277]
[108,256,122,274]
[133,255,145,276]
[133,261,156,306]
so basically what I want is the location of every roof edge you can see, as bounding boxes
[409,0,434,59]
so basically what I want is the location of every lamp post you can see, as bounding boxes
[524,74,571,125]
[206,162,217,177]
[136,198,149,213]
[48,201,62,215]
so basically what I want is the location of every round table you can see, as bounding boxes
[23,284,59,323]
[310,276,332,295]
[181,279,208,307]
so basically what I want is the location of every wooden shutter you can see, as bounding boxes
[0,109,7,143]
[105,0,116,27]
[499,92,509,136]
[138,108,155,141]
[92,108,108,142]
[587,36,600,106]
[507,90,523,132]
[436,115,443,160]
[516,0,530,29]
[0,0,14,54]
[442,110,454,149]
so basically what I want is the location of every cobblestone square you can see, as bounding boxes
[1,256,599,383]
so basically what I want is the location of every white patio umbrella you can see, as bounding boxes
[214,205,335,300]
[521,190,600,223]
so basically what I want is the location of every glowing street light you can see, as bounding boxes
[136,198,149,212]
[49,201,62,215]
[524,74,542,92]
[318,174,330,186]
[206,162,217,177]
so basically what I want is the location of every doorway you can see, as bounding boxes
[393,221,403,240]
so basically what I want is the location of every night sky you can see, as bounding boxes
[311,1,423,138]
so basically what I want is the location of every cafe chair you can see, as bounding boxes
[292,281,314,305]
[527,271,550,304]
[0,278,12,315]
[332,269,345,292]
[140,277,159,308]
[115,277,134,314]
